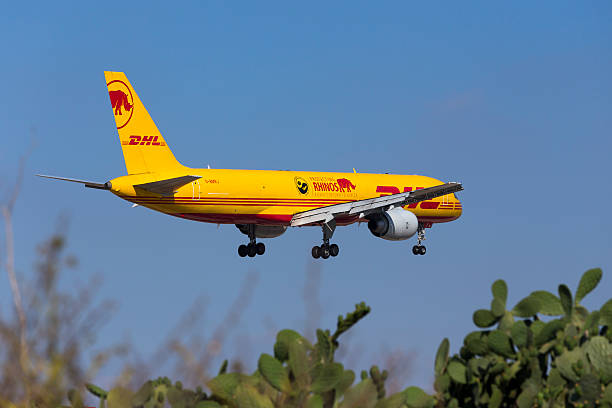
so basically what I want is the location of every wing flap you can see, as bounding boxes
[133,175,201,196]
[290,182,463,227]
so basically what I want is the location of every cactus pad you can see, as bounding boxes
[491,279,508,304]
[311,362,344,393]
[464,331,488,355]
[434,338,449,375]
[529,290,563,316]
[487,330,515,358]
[510,320,529,348]
[575,268,602,304]
[558,284,573,316]
[447,361,467,384]
[274,329,305,362]
[258,353,290,392]
[585,336,612,383]
[473,309,497,328]
[403,386,434,408]
[534,318,564,346]
[601,298,612,327]
[491,297,505,318]
[512,295,540,318]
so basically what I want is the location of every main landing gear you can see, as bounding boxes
[311,219,339,259]
[238,225,265,258]
[412,223,427,255]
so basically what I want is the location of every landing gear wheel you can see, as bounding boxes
[256,242,265,255]
[320,245,331,259]
[311,246,321,259]
[248,244,257,257]
[419,245,426,255]
[238,244,248,257]
[412,245,420,255]
[312,219,338,259]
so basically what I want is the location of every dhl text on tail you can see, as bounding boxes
[38,72,463,259]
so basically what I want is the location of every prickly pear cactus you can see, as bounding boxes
[83,270,611,408]
[434,268,612,407]
[85,303,434,408]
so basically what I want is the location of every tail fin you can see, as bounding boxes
[104,71,184,174]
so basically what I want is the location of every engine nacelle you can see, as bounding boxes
[367,207,419,241]
[236,224,287,238]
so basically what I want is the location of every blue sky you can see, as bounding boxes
[1,1,611,390]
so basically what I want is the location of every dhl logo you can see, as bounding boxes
[376,185,461,210]
[121,135,166,146]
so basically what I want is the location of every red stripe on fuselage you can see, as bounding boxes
[172,213,360,226]
[170,213,460,226]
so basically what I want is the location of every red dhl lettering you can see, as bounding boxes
[123,135,166,146]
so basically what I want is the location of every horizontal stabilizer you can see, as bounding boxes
[36,174,111,190]
[133,175,201,196]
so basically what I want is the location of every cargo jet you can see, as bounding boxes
[38,72,463,259]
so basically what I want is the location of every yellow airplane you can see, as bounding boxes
[38,72,463,259]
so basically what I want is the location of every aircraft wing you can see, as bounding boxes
[133,175,201,196]
[290,182,463,227]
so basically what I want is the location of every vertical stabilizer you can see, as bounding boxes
[104,71,184,174]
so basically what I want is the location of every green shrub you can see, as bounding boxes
[434,268,611,407]
[82,269,611,408]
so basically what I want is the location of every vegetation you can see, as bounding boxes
[434,268,612,407]
[0,232,127,408]
[74,269,611,408]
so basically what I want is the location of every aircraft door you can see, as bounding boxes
[192,180,201,200]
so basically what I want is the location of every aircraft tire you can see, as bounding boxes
[412,245,420,255]
[256,242,265,255]
[320,246,330,259]
[248,244,257,257]
[329,244,339,257]
[419,246,427,255]
[311,246,321,259]
[238,244,248,257]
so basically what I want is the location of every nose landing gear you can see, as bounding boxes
[311,218,339,259]
[237,225,266,258]
[412,223,426,255]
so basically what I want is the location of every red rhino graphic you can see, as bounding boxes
[109,90,133,115]
[336,178,357,192]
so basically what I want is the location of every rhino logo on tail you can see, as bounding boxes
[109,90,133,115]
[107,79,134,129]
[337,178,357,192]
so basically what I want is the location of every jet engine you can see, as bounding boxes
[236,224,287,238]
[367,207,419,241]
